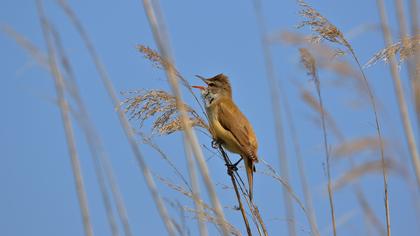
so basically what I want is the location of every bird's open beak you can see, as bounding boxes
[192,75,208,90]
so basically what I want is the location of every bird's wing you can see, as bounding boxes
[218,99,257,160]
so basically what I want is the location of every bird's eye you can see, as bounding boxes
[208,82,215,86]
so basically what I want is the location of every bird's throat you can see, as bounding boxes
[202,91,217,108]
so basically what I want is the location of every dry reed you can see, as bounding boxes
[297,1,391,235]
[156,175,240,235]
[3,22,135,236]
[9,0,420,235]
[140,1,229,235]
[258,160,308,219]
[36,1,94,235]
[299,47,337,236]
[296,50,386,236]
[409,0,420,138]
[297,0,349,47]
[1,25,48,67]
[333,159,404,189]
[355,188,386,235]
[375,0,420,198]
[282,85,320,236]
[122,90,208,135]
[332,137,382,158]
[184,142,208,236]
[394,0,420,139]
[51,26,122,236]
[5,22,138,236]
[300,89,343,141]
[137,45,206,117]
[57,0,177,235]
[141,132,208,236]
[253,0,297,235]
[280,32,367,99]
[365,35,420,68]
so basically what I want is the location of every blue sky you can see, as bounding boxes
[1,0,419,235]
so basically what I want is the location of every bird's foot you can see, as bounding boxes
[211,140,221,149]
[225,157,243,176]
[225,163,238,176]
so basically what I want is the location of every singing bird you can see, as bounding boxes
[192,74,259,200]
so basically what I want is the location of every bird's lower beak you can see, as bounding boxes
[192,85,205,90]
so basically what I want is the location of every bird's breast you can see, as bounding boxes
[206,105,242,154]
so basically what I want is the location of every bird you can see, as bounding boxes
[192,73,258,200]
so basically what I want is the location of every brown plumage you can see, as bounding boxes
[193,74,258,200]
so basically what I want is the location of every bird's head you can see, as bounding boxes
[192,74,232,99]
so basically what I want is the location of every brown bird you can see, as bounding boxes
[192,74,258,200]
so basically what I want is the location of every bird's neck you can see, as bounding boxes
[203,92,232,108]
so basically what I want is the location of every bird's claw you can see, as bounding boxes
[225,163,238,176]
[211,140,221,149]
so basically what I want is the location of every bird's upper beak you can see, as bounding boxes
[195,75,208,83]
[192,75,208,90]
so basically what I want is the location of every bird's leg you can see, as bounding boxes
[232,157,243,167]
[211,139,221,149]
[225,157,243,176]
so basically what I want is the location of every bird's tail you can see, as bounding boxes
[243,155,255,201]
